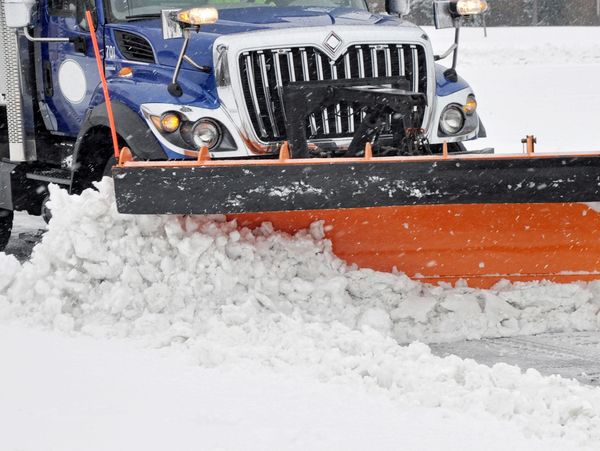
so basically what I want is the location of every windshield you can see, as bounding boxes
[110,0,369,21]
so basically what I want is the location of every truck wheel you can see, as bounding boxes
[0,209,14,251]
[0,106,7,138]
[102,156,117,178]
[41,196,52,224]
[0,107,8,159]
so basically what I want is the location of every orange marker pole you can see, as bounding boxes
[86,10,120,159]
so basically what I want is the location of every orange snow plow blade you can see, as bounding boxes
[113,144,600,288]
[233,203,600,288]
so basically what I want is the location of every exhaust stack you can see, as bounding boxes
[0,0,37,161]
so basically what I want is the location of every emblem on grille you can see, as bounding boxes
[323,32,343,52]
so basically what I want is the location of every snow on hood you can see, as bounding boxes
[2,180,600,446]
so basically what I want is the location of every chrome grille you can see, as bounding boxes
[239,44,428,143]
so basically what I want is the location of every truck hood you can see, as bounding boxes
[109,7,418,68]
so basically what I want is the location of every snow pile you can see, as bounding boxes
[2,181,600,446]
[2,182,599,343]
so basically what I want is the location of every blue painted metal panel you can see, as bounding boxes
[34,0,479,158]
[435,63,471,97]
[37,2,103,136]
[108,7,407,68]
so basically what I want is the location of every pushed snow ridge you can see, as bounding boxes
[2,179,600,447]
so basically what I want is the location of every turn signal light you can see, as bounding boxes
[463,95,478,115]
[151,112,181,133]
[117,67,133,78]
[161,113,181,133]
[176,7,219,26]
[456,0,488,15]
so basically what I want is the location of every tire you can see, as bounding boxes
[0,107,8,159]
[102,156,117,178]
[71,127,124,194]
[0,106,7,139]
[0,209,14,252]
[41,196,52,224]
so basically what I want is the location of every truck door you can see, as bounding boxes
[36,0,101,136]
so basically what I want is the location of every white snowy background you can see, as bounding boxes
[2,27,600,451]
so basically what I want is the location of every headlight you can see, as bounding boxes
[145,108,235,153]
[176,7,219,26]
[186,119,222,149]
[454,0,488,16]
[440,106,465,135]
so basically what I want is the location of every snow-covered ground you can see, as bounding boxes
[2,27,600,450]
[1,325,568,451]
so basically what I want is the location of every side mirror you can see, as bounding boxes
[433,1,455,29]
[161,9,184,40]
[4,0,37,28]
[75,0,97,31]
[434,0,489,29]
[385,0,411,17]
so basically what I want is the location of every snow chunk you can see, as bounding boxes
[359,308,392,334]
[0,253,20,291]
[391,296,437,324]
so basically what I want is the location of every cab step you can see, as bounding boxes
[26,168,72,186]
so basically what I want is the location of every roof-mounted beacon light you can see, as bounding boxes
[434,0,488,28]
[176,7,219,26]
[162,7,219,97]
[433,0,489,81]
[453,0,488,16]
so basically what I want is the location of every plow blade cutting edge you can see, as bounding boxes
[112,149,600,288]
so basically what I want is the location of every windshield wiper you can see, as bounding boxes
[124,13,161,21]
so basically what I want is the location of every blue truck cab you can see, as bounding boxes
[0,0,485,247]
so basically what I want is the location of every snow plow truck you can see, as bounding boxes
[1,0,600,288]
